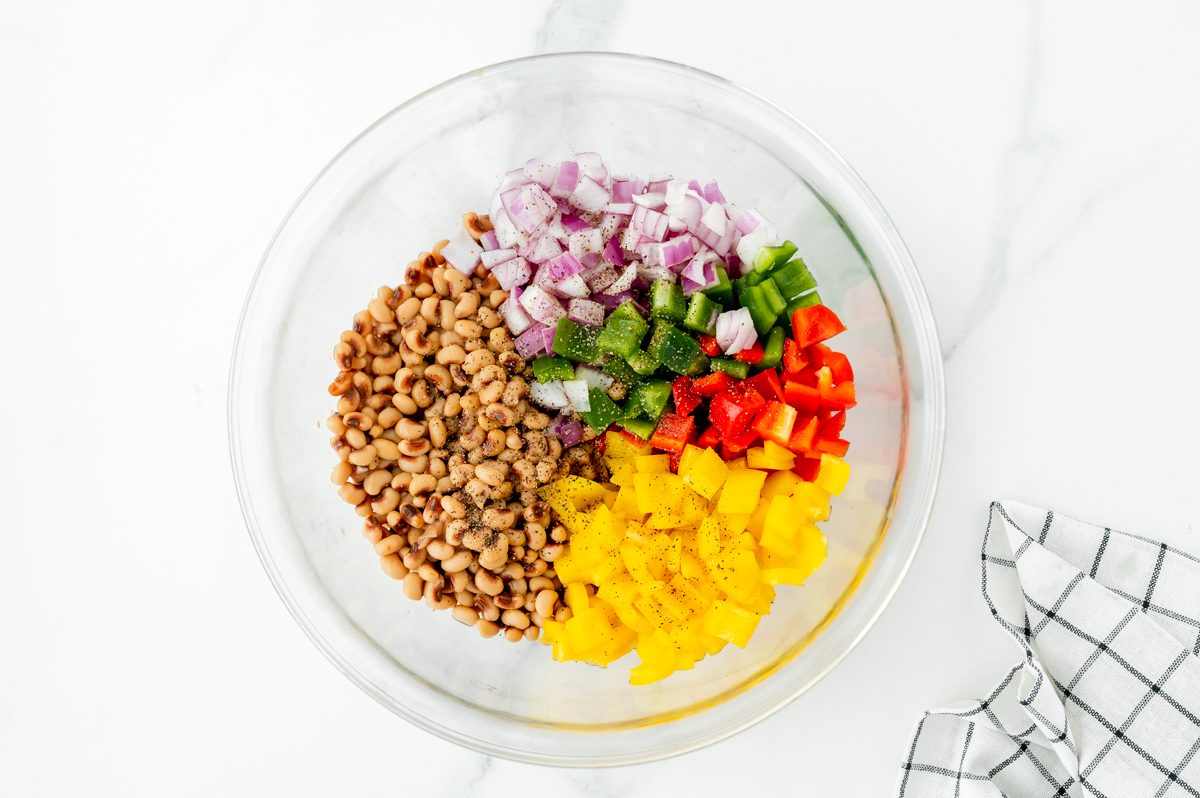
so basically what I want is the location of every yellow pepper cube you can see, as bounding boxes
[551,550,587,585]
[630,629,676,685]
[703,599,761,648]
[644,534,673,581]
[610,461,638,487]
[633,594,674,630]
[739,583,775,615]
[698,630,728,657]
[634,472,686,515]
[612,484,642,521]
[679,446,729,499]
[715,468,767,514]
[707,548,762,603]
[566,607,614,653]
[647,510,685,530]
[666,536,682,574]
[586,623,637,667]
[745,496,772,539]
[762,469,803,501]
[760,495,801,555]
[814,454,850,496]
[540,619,565,646]
[609,597,655,635]
[676,444,705,481]
[540,476,609,514]
[680,551,707,582]
[624,520,652,545]
[618,541,661,590]
[747,445,795,470]
[734,531,758,551]
[606,430,653,460]
[588,505,627,553]
[635,453,671,473]
[697,516,723,560]
[674,647,696,671]
[565,582,591,616]
[676,487,710,526]
[727,457,747,470]
[669,575,710,619]
[688,576,721,603]
[589,555,627,585]
[760,523,799,557]
[792,481,832,522]
[588,596,622,627]
[791,524,828,580]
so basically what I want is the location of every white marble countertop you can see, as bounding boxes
[2,1,1198,794]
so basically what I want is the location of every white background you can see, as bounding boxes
[3,1,1199,795]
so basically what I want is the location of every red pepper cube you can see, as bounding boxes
[791,304,846,349]
[751,401,798,447]
[792,456,822,482]
[720,428,760,460]
[813,437,850,457]
[782,338,808,374]
[743,369,785,405]
[783,380,821,415]
[734,339,764,365]
[708,384,766,438]
[805,343,854,383]
[697,425,722,450]
[785,415,820,453]
[820,410,846,438]
[671,376,702,418]
[650,412,696,453]
[693,371,736,398]
[819,381,857,412]
[697,334,721,357]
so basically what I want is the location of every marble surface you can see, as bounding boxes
[2,1,1198,794]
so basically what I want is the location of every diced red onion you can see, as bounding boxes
[492,257,531,290]
[714,216,737,258]
[611,180,644,203]
[581,262,618,292]
[715,308,756,355]
[549,412,583,447]
[571,175,611,212]
[547,252,585,281]
[519,284,567,325]
[637,264,676,284]
[554,274,589,299]
[567,298,605,326]
[661,236,696,269]
[480,248,517,270]
[602,236,624,267]
[567,228,605,261]
[647,175,671,194]
[574,364,614,391]
[524,159,557,188]
[538,325,556,354]
[735,209,768,235]
[620,225,642,252]
[632,192,666,210]
[529,379,569,410]
[440,230,483,273]
[561,214,591,233]
[580,252,601,268]
[603,203,634,216]
[522,228,564,264]
[552,161,579,197]
[665,192,704,233]
[687,179,703,194]
[681,252,719,293]
[735,225,770,267]
[532,261,557,292]
[598,213,623,241]
[703,181,727,204]
[574,152,608,183]
[605,261,638,294]
[508,184,556,233]
[515,323,550,359]
[681,275,704,295]
[501,288,536,336]
[562,380,591,413]
[480,231,499,251]
[491,208,527,250]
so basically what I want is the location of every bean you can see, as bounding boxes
[541,542,563,562]
[476,619,501,638]
[533,589,558,620]
[402,547,427,571]
[394,418,426,440]
[442,550,473,573]
[524,559,548,578]
[392,394,418,415]
[431,267,450,297]
[475,463,506,487]
[402,572,424,600]
[347,445,376,467]
[371,438,399,461]
[523,625,540,642]
[445,269,471,298]
[475,570,504,596]
[426,539,454,560]
[380,553,408,580]
[439,299,457,331]
[371,488,400,514]
[374,534,404,556]
[425,581,455,610]
[331,461,352,485]
[452,605,480,626]
[337,483,366,505]
[390,471,413,490]
[397,454,428,474]
[362,469,392,496]
[417,563,441,582]
[501,609,530,630]
[326,414,347,435]
[367,297,394,323]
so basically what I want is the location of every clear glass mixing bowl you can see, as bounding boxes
[228,52,944,767]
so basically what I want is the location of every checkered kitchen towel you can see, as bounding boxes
[897,501,1200,797]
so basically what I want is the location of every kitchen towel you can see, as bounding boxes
[897,501,1200,797]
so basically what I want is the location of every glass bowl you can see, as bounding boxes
[228,52,944,767]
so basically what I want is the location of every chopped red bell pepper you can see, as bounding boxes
[820,410,846,438]
[819,380,857,412]
[734,339,764,364]
[696,334,721,357]
[751,401,798,447]
[806,343,854,383]
[792,456,822,482]
[784,415,820,453]
[813,437,850,457]
[649,412,695,453]
[693,371,736,398]
[708,384,766,438]
[783,380,821,415]
[720,428,759,460]
[696,425,722,450]
[791,304,846,349]
[782,338,808,374]
[743,369,785,405]
[669,425,697,472]
[618,427,646,448]
[671,376,702,417]
[594,433,608,453]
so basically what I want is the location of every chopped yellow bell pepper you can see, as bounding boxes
[585,623,637,667]
[635,472,686,515]
[679,445,729,499]
[792,481,831,522]
[747,442,795,471]
[630,629,676,685]
[612,484,642,520]
[633,594,673,630]
[813,454,850,496]
[610,461,638,487]
[707,548,761,603]
[703,599,761,648]
[635,453,671,473]
[589,555,626,585]
[761,469,803,501]
[606,430,653,460]
[739,583,775,615]
[566,606,613,653]
[565,582,591,616]
[715,468,767,514]
[619,541,664,591]
[727,457,747,470]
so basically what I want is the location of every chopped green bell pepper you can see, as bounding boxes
[596,317,648,358]
[740,278,788,333]
[626,349,660,376]
[701,266,735,310]
[532,355,574,383]
[685,350,711,377]
[755,326,785,371]
[608,300,645,325]
[649,280,686,323]
[618,416,657,441]
[682,292,720,335]
[601,354,643,386]
[710,357,750,380]
[771,258,818,300]
[580,388,622,433]
[785,290,824,317]
[552,318,600,362]
[752,240,798,274]
[630,378,672,420]
[656,326,702,375]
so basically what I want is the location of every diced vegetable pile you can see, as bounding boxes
[536,434,850,684]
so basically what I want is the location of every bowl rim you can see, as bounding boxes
[228,50,945,766]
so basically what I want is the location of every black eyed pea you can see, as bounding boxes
[394,368,416,394]
[390,471,413,491]
[441,494,467,519]
[501,609,530,630]
[463,349,495,375]
[523,625,540,642]
[431,267,450,297]
[475,569,505,596]
[395,296,421,323]
[501,562,524,582]
[428,417,448,447]
[374,533,405,556]
[363,518,386,544]
[399,439,431,457]
[408,474,437,496]
[354,498,374,518]
[494,593,524,611]
[419,295,440,325]
[445,268,471,298]
[338,483,366,506]
[507,577,528,596]
[454,292,479,319]
[436,476,453,493]
[371,487,401,515]
[336,388,363,416]
[344,427,367,450]
[395,418,427,441]
[524,594,538,612]
[502,627,523,643]
[474,593,500,621]
[373,438,401,461]
[483,507,517,532]
[380,553,408,580]
[426,539,455,560]
[477,306,502,329]
[484,403,515,427]
[474,462,507,488]
[425,581,455,610]
[436,345,466,366]
[331,436,352,462]
[327,414,347,435]
[524,558,548,578]
[372,374,394,394]
[377,407,402,429]
[332,461,352,485]
[367,297,394,323]
[401,571,424,600]
[541,542,564,562]
[452,606,480,626]
[525,522,547,550]
[392,393,419,415]
[341,329,368,358]
[501,378,527,407]
[476,618,501,638]
[347,444,376,467]
[414,282,434,299]
[429,457,447,478]
[454,318,482,339]
[448,570,471,594]
[444,519,469,546]
[488,326,514,352]
[460,394,482,415]
[442,550,474,573]
[411,379,432,408]
[488,289,508,308]
[442,392,462,417]
[417,563,441,582]
[362,469,393,496]
[439,299,457,331]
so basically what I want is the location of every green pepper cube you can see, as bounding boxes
[701,266,735,310]
[532,355,575,383]
[740,279,787,334]
[649,280,686,323]
[753,240,798,274]
[710,357,750,380]
[601,353,643,387]
[608,300,645,325]
[552,318,600,362]
[618,416,657,441]
[785,290,824,317]
[631,378,673,420]
[596,317,648,358]
[580,388,622,433]
[755,327,785,371]
[657,326,702,375]
[771,258,818,300]
[682,292,720,335]
[626,349,660,376]
[685,350,710,377]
